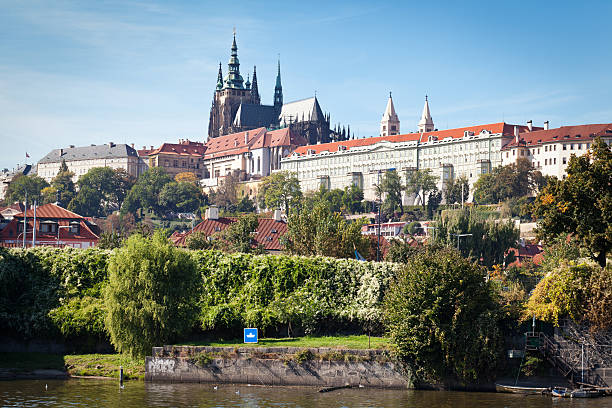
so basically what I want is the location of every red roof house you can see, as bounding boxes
[0,203,99,248]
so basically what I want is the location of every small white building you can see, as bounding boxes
[501,122,612,178]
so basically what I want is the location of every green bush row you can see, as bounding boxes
[0,247,400,342]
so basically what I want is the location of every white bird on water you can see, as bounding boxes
[45,384,48,391]
[213,386,218,390]
[235,390,240,394]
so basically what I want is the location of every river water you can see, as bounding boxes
[1,380,612,407]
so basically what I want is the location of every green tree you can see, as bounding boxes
[69,167,134,217]
[42,160,76,207]
[384,247,503,384]
[434,208,519,269]
[185,231,212,250]
[283,201,369,259]
[341,184,364,214]
[473,158,544,204]
[259,171,302,213]
[216,213,261,253]
[533,138,611,267]
[104,232,200,357]
[444,175,469,205]
[158,181,204,214]
[121,167,173,216]
[235,195,256,213]
[4,174,49,205]
[405,169,438,210]
[380,169,404,217]
[211,172,239,210]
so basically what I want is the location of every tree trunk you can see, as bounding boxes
[595,250,607,268]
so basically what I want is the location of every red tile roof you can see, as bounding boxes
[292,122,537,156]
[502,123,612,149]
[15,203,84,219]
[174,216,287,251]
[204,128,267,158]
[149,140,206,157]
[507,244,543,267]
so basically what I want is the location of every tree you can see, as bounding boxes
[212,171,239,209]
[405,169,438,210]
[259,171,302,213]
[384,247,503,384]
[444,175,469,205]
[380,169,404,217]
[4,174,49,205]
[434,208,519,269]
[158,182,204,214]
[185,231,212,250]
[473,158,544,204]
[533,138,611,267]
[42,160,76,207]
[104,231,200,357]
[283,201,370,259]
[174,172,199,184]
[69,167,134,217]
[426,189,442,219]
[341,184,364,214]
[235,195,256,213]
[216,213,262,253]
[121,167,173,216]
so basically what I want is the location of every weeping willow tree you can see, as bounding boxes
[432,208,519,269]
[104,231,200,357]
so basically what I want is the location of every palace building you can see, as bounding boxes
[207,34,333,145]
[281,96,540,204]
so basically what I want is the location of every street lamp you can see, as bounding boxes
[450,233,472,251]
[57,225,70,247]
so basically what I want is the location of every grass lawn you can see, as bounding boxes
[0,352,144,380]
[181,334,390,350]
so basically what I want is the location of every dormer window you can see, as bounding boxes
[70,221,80,234]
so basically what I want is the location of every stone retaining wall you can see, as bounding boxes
[145,346,411,389]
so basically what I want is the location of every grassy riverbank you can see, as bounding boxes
[0,353,144,380]
[181,334,390,350]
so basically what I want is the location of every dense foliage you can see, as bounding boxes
[104,232,200,357]
[384,247,503,385]
[434,208,519,269]
[472,158,545,204]
[69,167,134,217]
[3,174,49,205]
[121,167,174,216]
[533,138,611,267]
[192,250,399,336]
[258,171,302,213]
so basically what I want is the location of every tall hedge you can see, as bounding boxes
[192,250,399,335]
[0,246,400,345]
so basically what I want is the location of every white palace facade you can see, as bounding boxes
[281,96,542,204]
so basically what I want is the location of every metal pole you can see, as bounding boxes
[461,182,464,208]
[23,191,27,248]
[581,343,584,384]
[377,170,381,262]
[32,200,36,247]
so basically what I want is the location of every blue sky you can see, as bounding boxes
[1,0,611,171]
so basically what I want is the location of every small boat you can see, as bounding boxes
[551,387,570,398]
[495,384,549,394]
[570,389,602,398]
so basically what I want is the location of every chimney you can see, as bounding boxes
[130,143,134,148]
[142,145,146,149]
[526,120,533,131]
[205,206,219,220]
[244,131,249,145]
[273,209,282,222]
[514,126,519,143]
[544,121,549,130]
[59,148,64,156]
[69,145,75,148]
[150,146,153,150]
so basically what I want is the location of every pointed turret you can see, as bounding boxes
[273,57,283,112]
[418,95,434,133]
[380,92,400,136]
[245,74,251,90]
[250,66,260,104]
[216,63,223,90]
[223,32,244,89]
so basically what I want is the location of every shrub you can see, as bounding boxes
[384,247,503,385]
[295,349,314,364]
[104,232,200,357]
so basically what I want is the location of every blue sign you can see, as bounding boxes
[244,328,258,343]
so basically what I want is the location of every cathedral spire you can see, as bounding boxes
[251,66,260,104]
[274,56,283,111]
[224,31,244,89]
[380,91,400,136]
[216,62,223,90]
[418,95,434,133]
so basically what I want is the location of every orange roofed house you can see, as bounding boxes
[140,139,207,179]
[0,203,99,248]
[171,207,287,254]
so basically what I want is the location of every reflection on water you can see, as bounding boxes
[1,379,612,407]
